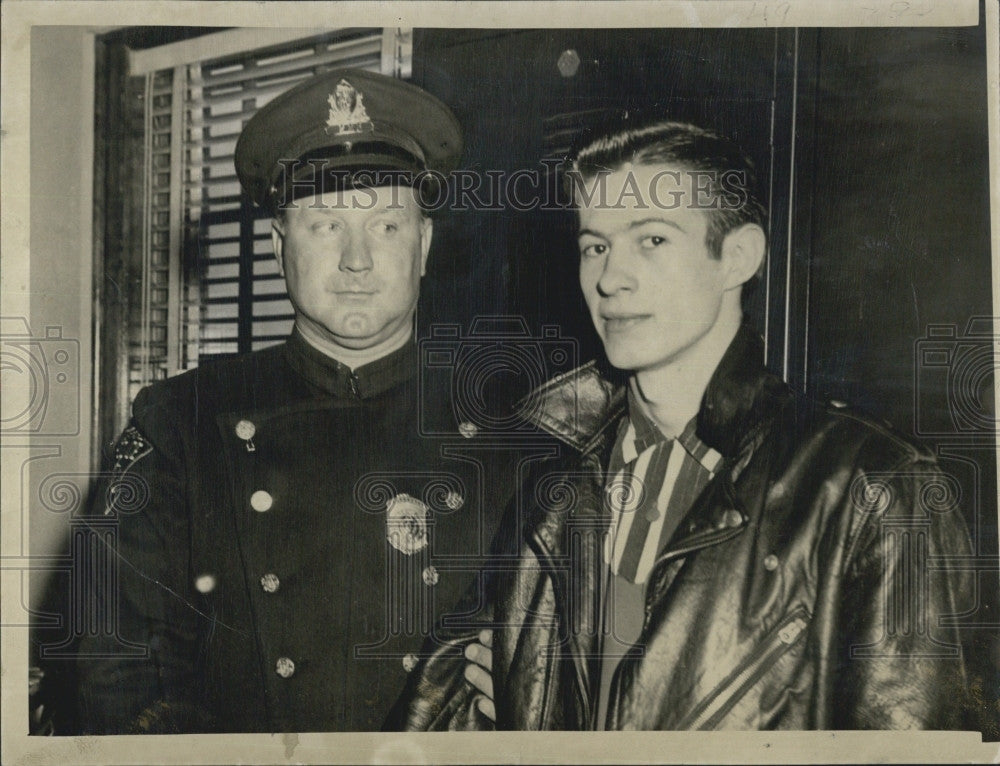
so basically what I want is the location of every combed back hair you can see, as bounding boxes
[568,120,768,260]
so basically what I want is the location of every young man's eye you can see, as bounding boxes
[639,235,667,249]
[580,243,607,259]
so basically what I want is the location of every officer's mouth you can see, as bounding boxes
[335,289,377,301]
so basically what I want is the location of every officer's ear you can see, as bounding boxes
[418,214,433,277]
[720,223,766,291]
[271,216,286,277]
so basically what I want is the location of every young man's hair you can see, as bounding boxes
[569,119,768,261]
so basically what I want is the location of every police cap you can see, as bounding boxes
[234,68,462,208]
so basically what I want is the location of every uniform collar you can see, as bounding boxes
[284,328,417,399]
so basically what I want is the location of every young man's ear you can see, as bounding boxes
[271,218,286,277]
[720,223,766,290]
[418,215,433,277]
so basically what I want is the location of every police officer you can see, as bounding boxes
[73,69,514,733]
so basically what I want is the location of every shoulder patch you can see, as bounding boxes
[112,425,154,474]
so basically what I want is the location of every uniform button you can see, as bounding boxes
[260,573,280,593]
[422,566,439,586]
[250,490,273,512]
[195,574,216,594]
[445,491,464,510]
[721,509,744,528]
[458,421,479,439]
[235,419,256,440]
[275,657,295,678]
[763,554,780,571]
[829,400,848,409]
[402,653,418,672]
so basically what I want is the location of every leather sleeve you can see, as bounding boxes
[74,384,207,733]
[382,578,495,731]
[833,460,975,729]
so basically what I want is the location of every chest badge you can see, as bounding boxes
[386,493,429,555]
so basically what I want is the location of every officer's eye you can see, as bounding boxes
[639,235,668,249]
[580,242,608,259]
[311,220,343,234]
[372,220,399,235]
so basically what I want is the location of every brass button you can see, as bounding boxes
[260,573,280,593]
[250,490,273,512]
[275,657,295,678]
[763,554,779,571]
[422,566,439,586]
[445,491,464,510]
[235,419,256,440]
[458,421,479,439]
[195,574,216,594]
[402,653,418,672]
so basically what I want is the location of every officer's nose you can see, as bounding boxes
[596,245,636,297]
[338,231,373,273]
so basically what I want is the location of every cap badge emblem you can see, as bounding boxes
[325,78,374,136]
[386,493,429,555]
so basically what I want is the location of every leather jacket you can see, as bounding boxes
[387,325,975,730]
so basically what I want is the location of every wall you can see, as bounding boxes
[24,26,96,605]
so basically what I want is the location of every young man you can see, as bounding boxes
[72,69,515,733]
[389,119,974,730]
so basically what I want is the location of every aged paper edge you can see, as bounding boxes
[2,1,997,764]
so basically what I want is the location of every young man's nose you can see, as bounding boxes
[596,246,637,296]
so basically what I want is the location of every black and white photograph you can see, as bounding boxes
[2,1,998,763]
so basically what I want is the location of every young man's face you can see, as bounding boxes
[577,163,734,375]
[272,185,432,351]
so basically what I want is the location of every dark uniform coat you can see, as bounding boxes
[75,331,520,732]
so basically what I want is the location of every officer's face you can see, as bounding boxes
[577,163,738,375]
[272,186,432,352]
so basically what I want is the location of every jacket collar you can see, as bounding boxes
[521,323,790,461]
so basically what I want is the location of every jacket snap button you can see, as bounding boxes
[402,653,418,672]
[195,574,216,594]
[763,554,779,571]
[275,657,295,678]
[235,419,256,440]
[260,573,280,593]
[250,490,273,512]
[721,509,744,528]
[422,566,439,586]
